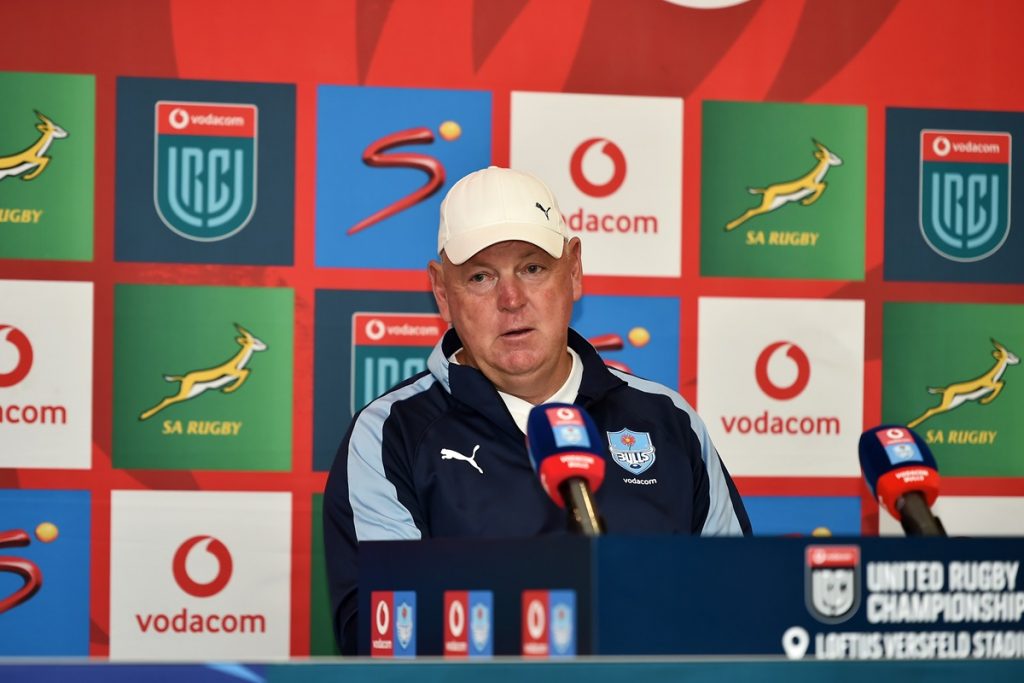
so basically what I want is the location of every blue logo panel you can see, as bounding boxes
[468,590,493,657]
[115,77,295,265]
[884,441,924,465]
[553,424,589,449]
[0,490,90,656]
[885,108,1024,283]
[571,295,680,390]
[744,496,861,537]
[548,590,576,657]
[313,290,440,471]
[393,591,417,657]
[315,86,491,270]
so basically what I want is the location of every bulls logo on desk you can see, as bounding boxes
[370,590,416,657]
[522,589,576,657]
[444,590,493,657]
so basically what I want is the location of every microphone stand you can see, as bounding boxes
[897,492,947,537]
[560,478,605,537]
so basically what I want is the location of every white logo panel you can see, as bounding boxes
[697,297,864,476]
[109,490,292,661]
[0,279,92,469]
[880,496,1024,536]
[511,91,682,277]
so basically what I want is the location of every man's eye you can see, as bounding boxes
[524,264,544,275]
[469,273,488,283]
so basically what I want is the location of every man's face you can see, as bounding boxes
[429,238,583,401]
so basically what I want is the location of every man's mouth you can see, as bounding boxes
[501,327,533,339]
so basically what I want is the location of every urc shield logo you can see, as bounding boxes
[920,130,1011,262]
[805,545,861,624]
[154,101,257,241]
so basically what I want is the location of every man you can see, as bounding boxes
[323,166,750,654]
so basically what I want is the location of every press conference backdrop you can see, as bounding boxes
[0,0,1022,661]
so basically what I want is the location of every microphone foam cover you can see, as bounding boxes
[858,425,940,520]
[526,403,607,506]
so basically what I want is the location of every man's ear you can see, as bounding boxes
[566,238,583,302]
[428,259,452,323]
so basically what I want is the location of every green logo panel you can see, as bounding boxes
[310,494,341,656]
[701,101,865,280]
[0,71,94,261]
[113,284,293,470]
[882,302,1024,476]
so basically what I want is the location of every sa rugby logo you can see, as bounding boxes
[908,338,1018,430]
[920,130,1011,262]
[0,111,68,184]
[726,139,842,232]
[154,101,257,241]
[805,545,860,624]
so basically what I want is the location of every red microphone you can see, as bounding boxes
[525,403,607,536]
[859,425,945,537]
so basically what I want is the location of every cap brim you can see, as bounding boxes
[443,223,566,265]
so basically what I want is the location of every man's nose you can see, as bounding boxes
[496,276,526,310]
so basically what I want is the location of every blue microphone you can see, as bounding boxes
[525,403,607,536]
[858,425,945,537]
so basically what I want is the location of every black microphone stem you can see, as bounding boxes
[559,478,604,537]
[897,492,947,537]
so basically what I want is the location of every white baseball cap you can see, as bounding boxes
[437,166,569,265]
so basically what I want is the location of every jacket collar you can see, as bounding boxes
[426,327,626,436]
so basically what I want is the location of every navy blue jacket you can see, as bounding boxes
[323,328,751,654]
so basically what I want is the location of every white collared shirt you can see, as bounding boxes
[449,347,583,433]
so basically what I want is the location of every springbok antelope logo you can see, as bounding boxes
[907,339,1019,429]
[440,445,483,474]
[139,324,267,421]
[725,139,843,231]
[0,111,69,183]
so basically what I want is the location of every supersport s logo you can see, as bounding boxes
[0,527,54,615]
[346,122,462,235]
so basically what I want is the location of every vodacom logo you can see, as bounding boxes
[168,107,189,130]
[0,324,33,388]
[376,599,390,635]
[365,318,386,341]
[570,138,627,198]
[172,535,233,598]
[448,599,465,638]
[755,341,811,400]
[526,598,546,639]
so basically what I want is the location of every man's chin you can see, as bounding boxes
[489,352,546,378]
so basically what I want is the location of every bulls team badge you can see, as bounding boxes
[606,428,656,475]
[920,129,1011,262]
[154,101,257,241]
[805,545,861,624]
[469,594,493,656]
